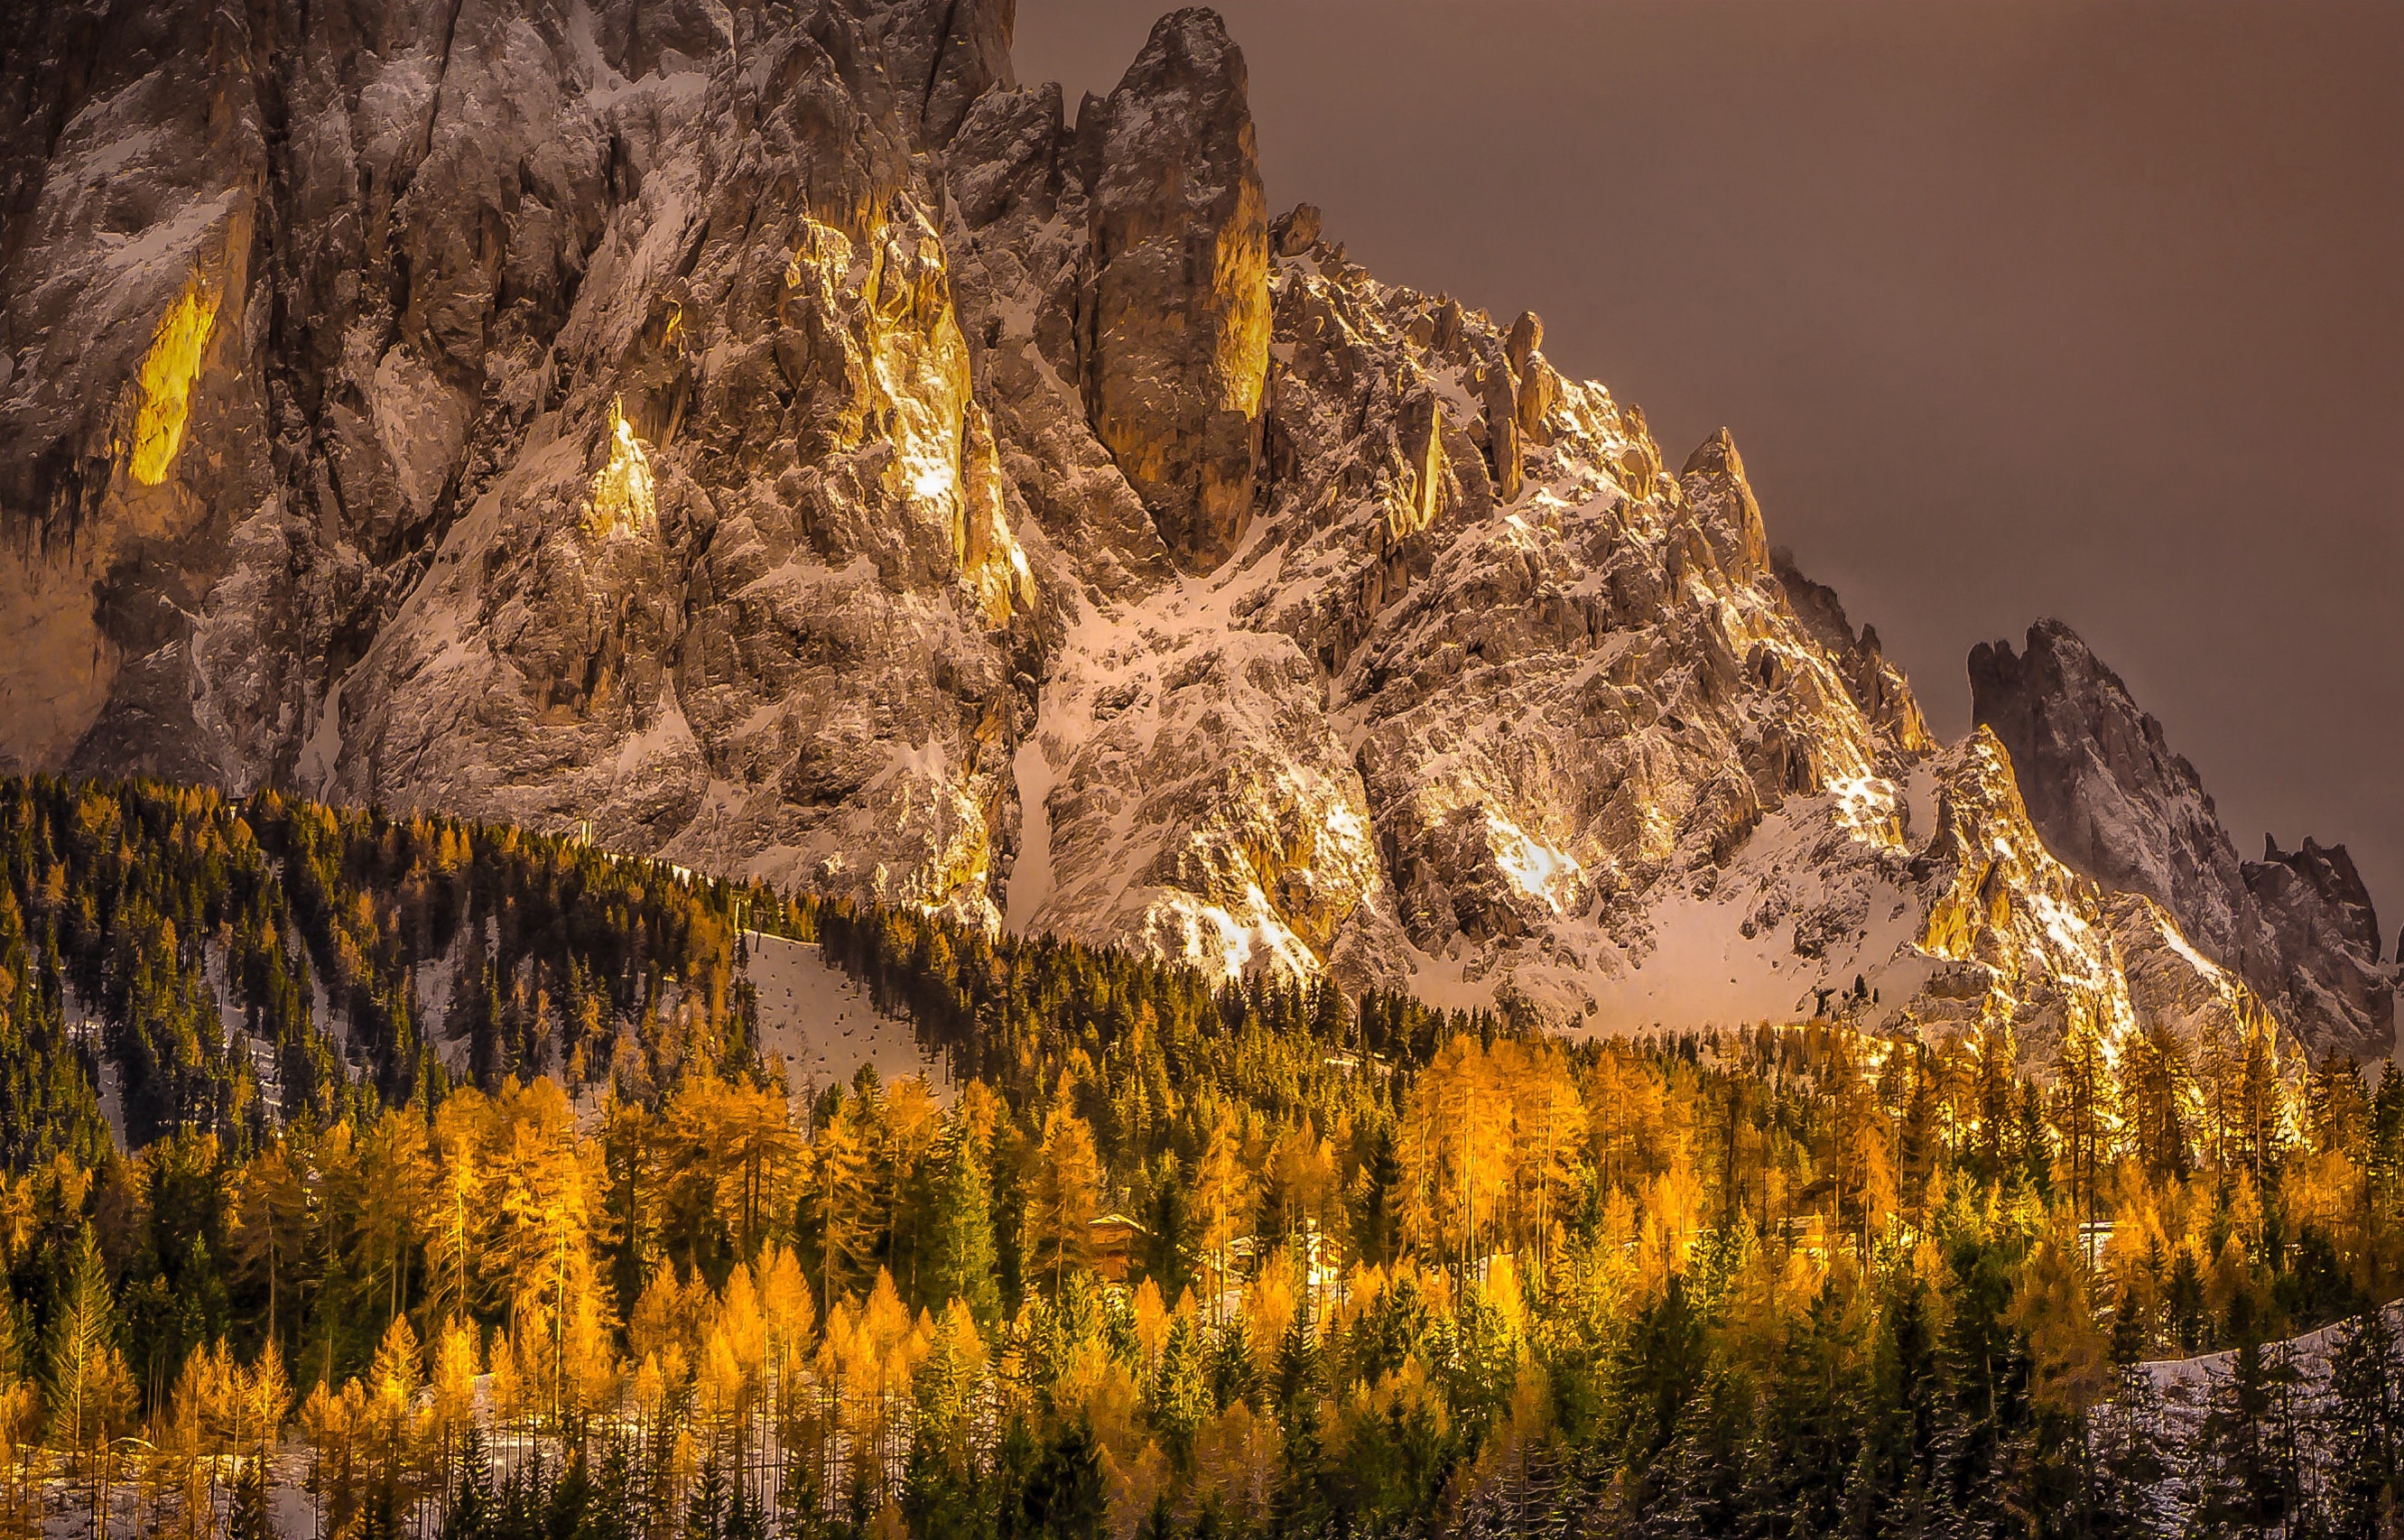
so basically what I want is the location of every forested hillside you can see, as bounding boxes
[0,776,2397,1540]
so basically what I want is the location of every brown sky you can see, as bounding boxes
[1016,0,2404,939]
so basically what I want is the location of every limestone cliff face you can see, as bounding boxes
[2247,836,2392,1061]
[1771,549,1934,760]
[0,0,2370,1070]
[1072,10,1269,573]
[1972,620,2393,1059]
[0,0,268,783]
[1,0,1037,926]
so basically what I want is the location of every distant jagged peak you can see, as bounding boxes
[2252,833,2383,966]
[1971,617,2246,936]
[1970,617,2206,798]
[1970,616,2393,1060]
[1678,428,1769,583]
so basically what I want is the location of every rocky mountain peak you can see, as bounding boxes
[1972,618,2393,1059]
[1768,548,1934,762]
[877,0,1020,149]
[1968,619,2248,953]
[1678,427,1769,583]
[2257,833,2381,953]
[0,1,2377,1071]
[1072,6,1268,572]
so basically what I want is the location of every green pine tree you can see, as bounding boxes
[2325,1305,2402,1540]
[922,1124,1001,1322]
[2189,1296,2302,1538]
[1024,1420,1106,1540]
[231,1455,281,1540]
[683,1454,727,1540]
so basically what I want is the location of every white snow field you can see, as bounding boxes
[739,931,953,1107]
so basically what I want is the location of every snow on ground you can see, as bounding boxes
[1004,734,1056,933]
[295,674,345,794]
[2121,1300,2404,1528]
[266,1447,321,1540]
[741,932,952,1108]
[1389,784,1931,1034]
[2139,1300,2399,1413]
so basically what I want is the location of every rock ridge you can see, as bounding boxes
[0,0,2372,1072]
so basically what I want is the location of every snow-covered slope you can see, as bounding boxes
[741,932,951,1107]
[2133,1300,2404,1528]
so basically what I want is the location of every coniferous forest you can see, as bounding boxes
[0,775,2399,1540]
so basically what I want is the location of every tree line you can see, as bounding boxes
[0,775,2398,1539]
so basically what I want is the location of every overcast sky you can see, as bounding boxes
[1016,0,2404,938]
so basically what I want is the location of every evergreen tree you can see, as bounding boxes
[991,1416,1043,1540]
[902,1433,986,1540]
[444,1423,497,1540]
[921,1125,1001,1322]
[2165,1250,2208,1355]
[577,1442,635,1540]
[1022,1419,1106,1540]
[2189,1296,2303,1538]
[1142,1154,1196,1302]
[722,1475,765,1540]
[2372,1066,2404,1245]
[2089,1365,2175,1540]
[546,1452,593,1540]
[1134,1493,1176,1540]
[1272,1389,1331,1537]
[230,1455,280,1540]
[1274,1304,1324,1414]
[683,1454,728,1540]
[496,1452,546,1540]
[2325,1305,2402,1539]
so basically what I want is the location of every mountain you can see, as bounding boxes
[0,0,2378,1064]
[1972,619,2395,1061]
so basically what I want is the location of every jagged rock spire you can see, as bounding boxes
[1971,619,2393,1058]
[1073,7,1270,571]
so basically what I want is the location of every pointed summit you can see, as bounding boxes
[1074,7,1271,571]
[1680,428,1768,581]
[1971,619,2394,1057]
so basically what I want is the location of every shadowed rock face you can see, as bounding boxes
[2248,836,2392,1060]
[1972,620,2393,1060]
[0,2,2378,1063]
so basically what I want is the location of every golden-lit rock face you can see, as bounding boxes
[583,399,657,539]
[128,274,219,487]
[1077,10,1271,573]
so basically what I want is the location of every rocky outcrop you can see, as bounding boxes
[1,0,1047,929]
[0,0,269,780]
[2248,837,2392,1062]
[2104,892,2288,1075]
[1680,430,1768,582]
[1072,9,1269,572]
[0,2,2374,1067]
[1771,549,1934,763]
[1971,620,2392,1059]
[1269,203,1321,257]
[875,0,1020,149]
